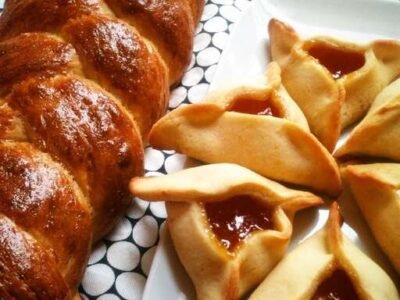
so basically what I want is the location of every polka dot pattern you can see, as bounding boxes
[0,1,250,298]
[88,242,107,265]
[164,153,187,174]
[98,295,121,300]
[116,272,146,300]
[132,215,159,248]
[149,202,167,219]
[169,86,187,108]
[107,242,141,271]
[106,217,133,242]
[188,83,210,103]
[81,264,115,296]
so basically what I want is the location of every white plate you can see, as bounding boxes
[143,0,400,299]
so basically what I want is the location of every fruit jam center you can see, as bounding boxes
[311,269,360,300]
[204,195,274,252]
[307,43,365,80]
[230,98,280,117]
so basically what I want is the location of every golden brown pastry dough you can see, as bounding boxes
[343,163,400,273]
[130,163,323,300]
[335,78,400,161]
[269,19,400,151]
[250,203,399,300]
[149,64,341,196]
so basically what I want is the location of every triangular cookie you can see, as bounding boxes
[269,19,400,151]
[343,163,400,273]
[335,78,400,161]
[130,163,323,300]
[149,64,341,196]
[250,203,399,299]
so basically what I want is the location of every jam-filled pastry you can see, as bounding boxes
[200,62,309,131]
[130,163,323,300]
[250,202,399,300]
[149,65,341,196]
[269,19,400,151]
[335,78,400,161]
[343,163,400,273]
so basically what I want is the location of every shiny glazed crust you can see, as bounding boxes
[269,19,400,151]
[250,203,399,300]
[335,78,400,161]
[148,64,341,196]
[0,142,92,299]
[343,164,400,273]
[130,163,323,300]
[0,1,203,298]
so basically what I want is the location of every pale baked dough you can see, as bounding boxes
[130,163,323,300]
[335,78,400,161]
[269,19,400,151]
[343,163,400,273]
[250,203,399,300]
[149,64,341,196]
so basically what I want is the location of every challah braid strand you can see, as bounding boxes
[0,0,205,85]
[0,141,92,300]
[0,35,143,297]
[0,0,203,298]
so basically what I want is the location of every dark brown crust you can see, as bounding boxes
[0,142,92,290]
[0,103,15,137]
[0,101,27,142]
[0,216,69,299]
[8,76,144,239]
[0,33,79,96]
[104,0,194,84]
[185,0,205,24]
[0,0,102,41]
[63,14,169,137]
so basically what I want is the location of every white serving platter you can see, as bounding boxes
[143,0,400,299]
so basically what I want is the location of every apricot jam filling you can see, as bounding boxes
[311,269,360,300]
[306,42,365,80]
[229,97,281,117]
[204,195,274,252]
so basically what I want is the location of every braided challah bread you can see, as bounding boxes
[0,0,203,298]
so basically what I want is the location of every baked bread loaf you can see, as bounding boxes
[0,0,203,298]
[130,163,323,300]
[250,203,399,300]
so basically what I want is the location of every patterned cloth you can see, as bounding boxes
[0,0,250,299]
